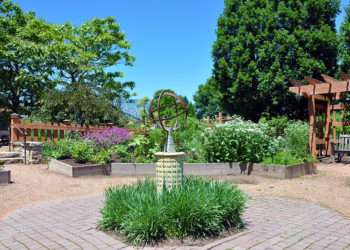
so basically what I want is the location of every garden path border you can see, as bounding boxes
[1,195,349,249]
[111,162,316,179]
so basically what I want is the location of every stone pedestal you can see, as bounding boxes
[155,152,185,193]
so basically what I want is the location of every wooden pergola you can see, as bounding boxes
[289,74,350,157]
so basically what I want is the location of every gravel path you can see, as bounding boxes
[0,164,137,218]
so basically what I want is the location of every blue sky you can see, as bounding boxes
[15,0,349,101]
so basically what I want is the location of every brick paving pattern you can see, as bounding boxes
[1,196,350,249]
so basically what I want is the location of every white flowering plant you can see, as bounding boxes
[205,117,273,164]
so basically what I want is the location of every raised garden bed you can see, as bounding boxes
[0,169,11,184]
[111,162,316,179]
[48,158,111,177]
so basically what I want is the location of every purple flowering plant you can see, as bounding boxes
[85,127,131,148]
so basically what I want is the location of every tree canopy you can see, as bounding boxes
[0,0,135,125]
[50,17,135,106]
[194,0,340,121]
[37,84,124,126]
[193,78,222,118]
[0,0,56,113]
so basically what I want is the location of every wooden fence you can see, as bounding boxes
[10,114,114,144]
[9,112,231,145]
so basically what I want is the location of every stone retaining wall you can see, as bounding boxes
[111,162,316,179]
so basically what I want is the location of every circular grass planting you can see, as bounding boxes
[100,177,247,246]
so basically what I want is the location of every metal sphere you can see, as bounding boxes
[149,91,189,132]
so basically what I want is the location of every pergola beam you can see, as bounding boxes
[289,79,328,101]
[304,76,323,85]
[321,74,346,85]
[289,81,349,95]
[288,75,350,96]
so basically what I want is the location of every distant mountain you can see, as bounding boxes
[120,99,150,121]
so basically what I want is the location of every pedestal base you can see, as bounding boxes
[155,152,185,193]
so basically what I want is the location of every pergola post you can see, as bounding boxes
[308,96,317,156]
[324,98,332,155]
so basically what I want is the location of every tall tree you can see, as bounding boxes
[37,84,124,126]
[37,16,135,125]
[193,78,222,118]
[195,0,339,121]
[339,4,350,73]
[50,17,135,107]
[0,0,56,114]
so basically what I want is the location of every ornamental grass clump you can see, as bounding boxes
[100,178,246,245]
[85,127,131,148]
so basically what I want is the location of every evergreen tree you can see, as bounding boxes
[195,0,339,121]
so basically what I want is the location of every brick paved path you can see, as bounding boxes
[1,196,350,250]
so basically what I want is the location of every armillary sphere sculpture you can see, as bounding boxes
[149,91,189,192]
[149,90,189,153]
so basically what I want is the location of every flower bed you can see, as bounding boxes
[100,178,246,245]
[43,127,130,177]
[43,117,315,179]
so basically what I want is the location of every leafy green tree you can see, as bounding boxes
[138,97,150,126]
[195,0,339,121]
[0,0,56,114]
[193,78,222,118]
[36,84,124,126]
[50,17,135,107]
[339,4,350,73]
[36,16,135,125]
[0,0,135,124]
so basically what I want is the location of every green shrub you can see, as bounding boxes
[89,148,112,165]
[71,140,94,163]
[205,117,271,164]
[262,151,304,165]
[284,121,309,159]
[174,117,207,163]
[112,144,130,162]
[259,116,289,137]
[42,138,72,159]
[127,133,162,163]
[100,178,246,245]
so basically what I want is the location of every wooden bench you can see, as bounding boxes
[331,134,350,162]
